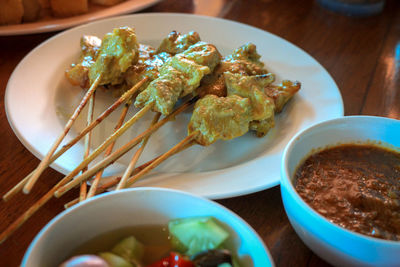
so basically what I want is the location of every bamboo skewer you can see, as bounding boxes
[114,139,147,190]
[79,175,88,202]
[56,102,154,192]
[3,176,30,202]
[0,171,74,244]
[117,141,194,189]
[86,102,131,199]
[54,98,196,198]
[125,134,197,188]
[64,198,79,209]
[56,78,147,156]
[0,136,197,243]
[80,93,96,202]
[116,113,161,190]
[65,141,193,205]
[3,78,146,201]
[23,74,102,194]
[1,90,99,237]
[0,119,132,243]
[65,156,158,207]
[0,98,194,244]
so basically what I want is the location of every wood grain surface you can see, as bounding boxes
[0,0,399,266]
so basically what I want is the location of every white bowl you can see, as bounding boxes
[22,187,273,266]
[281,116,400,267]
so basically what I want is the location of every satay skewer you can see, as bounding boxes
[116,78,301,190]
[2,78,146,202]
[83,32,205,196]
[4,33,199,200]
[54,98,196,198]
[23,74,102,194]
[0,31,218,243]
[59,41,222,189]
[80,93,96,201]
[85,38,211,194]
[23,26,140,194]
[116,112,161,190]
[86,102,131,199]
[110,82,280,190]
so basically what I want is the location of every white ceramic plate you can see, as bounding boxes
[5,13,344,199]
[0,0,160,36]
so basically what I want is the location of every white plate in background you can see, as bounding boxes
[5,13,343,199]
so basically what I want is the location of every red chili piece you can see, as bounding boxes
[147,252,194,267]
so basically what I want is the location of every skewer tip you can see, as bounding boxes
[22,187,31,195]
[2,193,14,202]
[54,190,62,198]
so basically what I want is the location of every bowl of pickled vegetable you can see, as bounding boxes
[22,187,273,266]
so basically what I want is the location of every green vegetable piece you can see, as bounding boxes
[170,234,187,254]
[111,236,144,263]
[218,263,233,267]
[168,217,229,256]
[98,252,133,267]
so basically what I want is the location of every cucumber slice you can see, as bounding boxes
[111,236,144,263]
[168,217,229,256]
[98,252,133,267]
[170,234,187,254]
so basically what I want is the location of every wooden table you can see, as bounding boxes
[0,0,399,266]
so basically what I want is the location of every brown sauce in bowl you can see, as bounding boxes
[294,144,400,241]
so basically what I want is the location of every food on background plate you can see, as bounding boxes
[39,0,50,8]
[50,0,89,17]
[0,0,24,25]
[91,0,125,6]
[60,217,241,267]
[295,144,400,241]
[22,0,42,22]
[0,0,128,25]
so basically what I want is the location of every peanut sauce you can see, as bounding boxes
[294,144,400,241]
